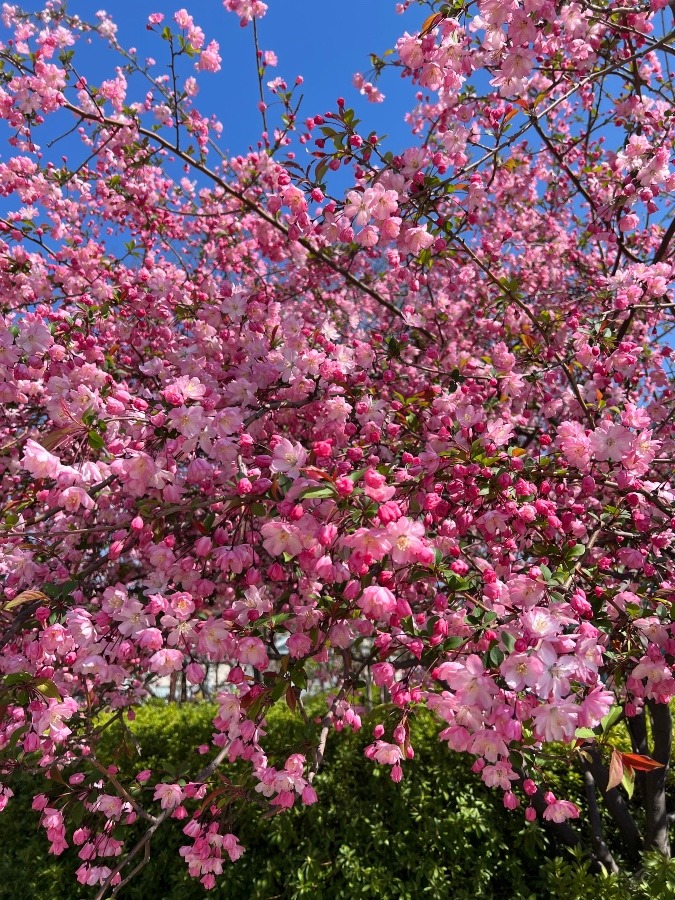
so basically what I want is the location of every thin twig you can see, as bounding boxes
[94,744,231,900]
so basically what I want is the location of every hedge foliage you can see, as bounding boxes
[0,701,673,899]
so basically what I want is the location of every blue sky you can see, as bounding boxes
[33,1,422,158]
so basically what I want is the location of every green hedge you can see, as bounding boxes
[0,702,672,899]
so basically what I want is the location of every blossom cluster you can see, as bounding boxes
[0,0,673,892]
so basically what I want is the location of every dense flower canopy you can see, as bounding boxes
[0,0,674,894]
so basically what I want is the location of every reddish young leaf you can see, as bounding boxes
[3,589,48,611]
[620,752,665,772]
[606,749,624,792]
[419,12,445,37]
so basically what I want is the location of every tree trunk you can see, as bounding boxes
[644,701,672,857]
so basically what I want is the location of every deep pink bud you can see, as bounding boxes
[335,476,354,497]
[523,779,537,796]
[268,562,285,580]
[393,723,406,745]
[301,785,318,805]
[343,580,360,600]
[228,666,245,684]
[377,501,401,524]
[503,791,519,810]
[237,478,253,495]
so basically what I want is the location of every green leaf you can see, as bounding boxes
[34,679,61,701]
[574,727,597,740]
[2,673,31,688]
[270,679,287,702]
[567,544,586,560]
[600,705,623,733]
[442,636,465,651]
[386,337,400,358]
[314,160,329,185]
[501,632,516,653]
[261,612,292,628]
[70,800,85,826]
[7,724,27,751]
[88,429,104,450]
[299,486,335,500]
[290,667,307,690]
[488,645,504,667]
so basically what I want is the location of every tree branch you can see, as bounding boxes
[582,765,620,874]
[644,701,672,856]
[585,746,643,864]
[94,743,231,900]
[59,101,419,331]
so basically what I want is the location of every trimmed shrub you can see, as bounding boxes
[0,702,673,899]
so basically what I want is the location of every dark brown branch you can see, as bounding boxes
[522,775,591,859]
[59,101,418,331]
[585,746,643,864]
[626,708,649,801]
[0,600,42,650]
[644,701,672,856]
[582,765,620,874]
[615,214,675,344]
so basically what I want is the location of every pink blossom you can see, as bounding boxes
[223,0,268,26]
[557,421,592,469]
[372,662,395,688]
[467,729,509,763]
[153,783,184,810]
[590,422,634,463]
[114,600,154,637]
[237,636,269,670]
[261,522,305,557]
[22,440,64,480]
[363,468,396,502]
[287,632,312,658]
[386,516,428,564]
[197,40,222,73]
[482,762,518,790]
[400,225,434,254]
[343,527,392,561]
[506,576,545,608]
[270,438,307,479]
[149,649,184,676]
[531,701,579,743]
[534,643,577,699]
[500,652,544,691]
[366,740,403,765]
[358,585,397,620]
[578,687,615,728]
[542,799,580,823]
